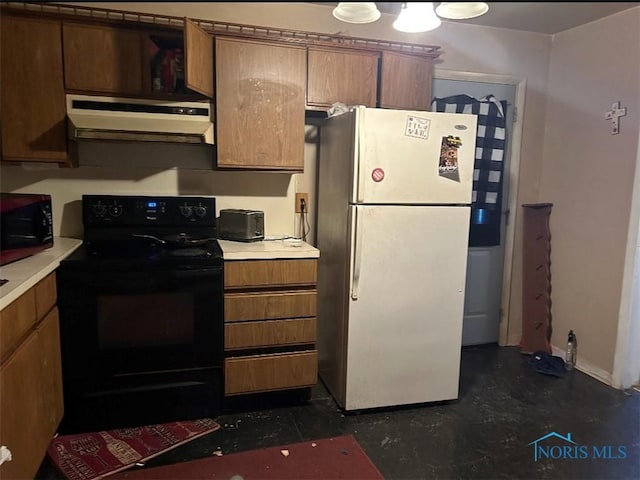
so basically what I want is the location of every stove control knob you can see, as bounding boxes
[109,204,123,217]
[92,204,107,216]
[194,206,207,218]
[180,205,193,218]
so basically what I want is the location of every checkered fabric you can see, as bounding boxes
[431,94,508,212]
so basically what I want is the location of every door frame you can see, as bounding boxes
[433,68,527,347]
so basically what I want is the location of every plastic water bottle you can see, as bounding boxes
[566,330,577,370]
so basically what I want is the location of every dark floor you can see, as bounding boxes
[37,345,639,480]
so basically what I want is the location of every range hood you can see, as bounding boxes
[66,94,214,145]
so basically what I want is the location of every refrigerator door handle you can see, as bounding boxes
[350,206,363,300]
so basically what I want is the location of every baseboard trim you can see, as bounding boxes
[506,334,520,346]
[551,345,614,387]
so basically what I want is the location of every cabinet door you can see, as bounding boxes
[0,288,36,362]
[63,23,143,95]
[35,272,57,320]
[37,307,64,438]
[0,333,48,480]
[1,16,68,164]
[379,51,433,111]
[184,18,213,98]
[307,47,379,109]
[215,37,306,170]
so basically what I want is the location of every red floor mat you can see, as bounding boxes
[111,434,384,480]
[47,418,220,480]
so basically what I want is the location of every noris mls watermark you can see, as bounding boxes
[528,432,627,462]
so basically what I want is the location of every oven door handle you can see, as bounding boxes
[59,267,222,294]
[172,268,222,280]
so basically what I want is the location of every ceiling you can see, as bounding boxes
[312,2,637,35]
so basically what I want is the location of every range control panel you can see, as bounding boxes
[83,195,217,226]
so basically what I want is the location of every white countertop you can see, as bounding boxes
[218,239,320,260]
[0,237,82,310]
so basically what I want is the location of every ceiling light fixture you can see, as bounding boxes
[393,2,441,33]
[331,2,490,33]
[435,2,489,20]
[332,2,381,24]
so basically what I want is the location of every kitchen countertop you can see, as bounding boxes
[0,237,82,310]
[218,239,320,260]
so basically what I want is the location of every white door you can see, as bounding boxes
[432,79,517,346]
[355,108,477,205]
[343,204,470,410]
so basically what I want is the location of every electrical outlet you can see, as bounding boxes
[295,193,309,213]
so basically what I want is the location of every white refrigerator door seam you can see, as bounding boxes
[356,107,365,204]
[350,206,362,300]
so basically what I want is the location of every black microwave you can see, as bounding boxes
[0,193,54,265]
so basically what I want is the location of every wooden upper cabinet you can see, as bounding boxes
[184,18,214,98]
[63,19,213,98]
[379,51,434,111]
[215,37,306,171]
[63,23,144,95]
[1,15,69,164]
[307,47,379,109]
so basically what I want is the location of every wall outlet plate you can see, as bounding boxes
[295,193,309,213]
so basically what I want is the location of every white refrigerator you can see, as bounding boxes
[316,106,478,411]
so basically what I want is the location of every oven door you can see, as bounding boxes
[57,264,223,391]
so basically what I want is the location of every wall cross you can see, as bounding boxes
[604,101,627,135]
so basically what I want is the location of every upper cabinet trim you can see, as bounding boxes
[3,2,441,58]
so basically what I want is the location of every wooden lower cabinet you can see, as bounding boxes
[223,259,318,397]
[225,351,318,395]
[0,273,63,480]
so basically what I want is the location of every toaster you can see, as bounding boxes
[218,209,264,242]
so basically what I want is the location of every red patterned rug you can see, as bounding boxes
[47,418,220,480]
[110,434,384,480]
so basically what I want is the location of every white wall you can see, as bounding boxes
[0,144,297,238]
[539,8,640,379]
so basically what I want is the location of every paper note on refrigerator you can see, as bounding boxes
[404,115,431,140]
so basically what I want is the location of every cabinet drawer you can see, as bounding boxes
[225,290,317,322]
[0,288,37,362]
[35,273,57,321]
[225,318,316,350]
[224,259,317,289]
[225,350,318,395]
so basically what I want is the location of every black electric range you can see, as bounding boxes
[56,194,225,432]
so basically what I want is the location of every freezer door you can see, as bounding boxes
[344,204,470,410]
[355,107,477,205]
